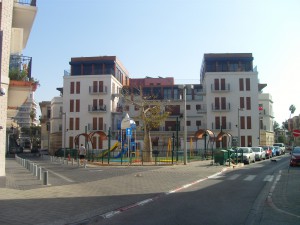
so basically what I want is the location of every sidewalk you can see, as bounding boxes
[0,157,299,225]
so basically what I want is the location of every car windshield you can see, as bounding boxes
[293,148,300,153]
[251,148,260,152]
[238,148,249,153]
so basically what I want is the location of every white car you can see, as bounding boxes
[251,147,266,161]
[235,147,256,164]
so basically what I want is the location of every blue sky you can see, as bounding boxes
[23,0,300,124]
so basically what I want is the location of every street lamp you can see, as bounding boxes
[178,84,193,165]
[238,108,244,146]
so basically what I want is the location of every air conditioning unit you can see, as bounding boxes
[11,28,24,54]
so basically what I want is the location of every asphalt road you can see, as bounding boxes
[91,156,289,225]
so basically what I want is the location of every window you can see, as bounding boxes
[214,79,219,90]
[247,136,252,147]
[239,78,244,91]
[98,117,103,130]
[215,117,220,129]
[240,97,245,109]
[241,116,245,129]
[186,105,191,110]
[75,118,79,130]
[99,81,103,92]
[70,82,74,94]
[93,81,98,93]
[196,120,201,126]
[246,78,250,91]
[222,116,226,129]
[247,116,251,129]
[246,97,251,110]
[187,120,191,126]
[76,82,80,94]
[221,97,226,110]
[69,118,74,130]
[93,117,97,130]
[76,99,80,112]
[221,78,225,90]
[69,136,74,149]
[196,104,201,110]
[215,97,220,110]
[70,100,74,112]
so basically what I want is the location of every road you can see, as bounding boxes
[90,155,290,225]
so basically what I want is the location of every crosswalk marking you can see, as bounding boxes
[244,175,256,181]
[228,174,241,180]
[208,174,276,182]
[263,175,274,182]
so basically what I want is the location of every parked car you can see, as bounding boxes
[260,146,273,159]
[273,143,286,154]
[235,147,255,164]
[290,146,300,167]
[269,146,276,157]
[273,146,282,156]
[251,147,266,161]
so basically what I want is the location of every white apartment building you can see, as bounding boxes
[0,0,37,176]
[62,56,129,150]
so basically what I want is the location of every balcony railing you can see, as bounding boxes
[14,0,37,6]
[211,103,231,112]
[211,122,232,131]
[211,83,230,92]
[89,86,107,94]
[88,105,107,112]
[87,123,107,132]
[9,54,32,79]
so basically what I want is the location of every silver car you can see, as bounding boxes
[251,147,266,161]
[236,147,256,164]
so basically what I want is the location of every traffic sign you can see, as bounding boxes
[126,128,132,136]
[293,129,300,137]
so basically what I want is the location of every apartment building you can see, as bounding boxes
[42,53,271,153]
[62,56,129,150]
[200,53,260,147]
[0,0,37,176]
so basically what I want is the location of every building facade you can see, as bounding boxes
[0,0,37,176]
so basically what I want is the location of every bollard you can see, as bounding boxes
[77,159,80,167]
[30,162,33,173]
[38,167,42,180]
[84,160,87,168]
[32,163,36,175]
[34,164,38,176]
[43,171,49,185]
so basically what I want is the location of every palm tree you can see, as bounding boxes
[289,105,296,118]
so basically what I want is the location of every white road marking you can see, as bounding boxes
[263,175,274,182]
[46,168,75,182]
[244,175,256,181]
[228,174,241,180]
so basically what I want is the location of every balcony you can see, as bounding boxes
[89,86,107,94]
[13,1,37,50]
[88,105,107,113]
[87,123,107,132]
[211,103,231,112]
[112,106,123,114]
[212,122,232,131]
[196,105,207,114]
[211,83,230,92]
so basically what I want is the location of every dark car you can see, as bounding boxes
[290,146,300,167]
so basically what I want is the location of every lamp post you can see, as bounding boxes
[237,108,243,147]
[61,112,67,159]
[178,84,193,165]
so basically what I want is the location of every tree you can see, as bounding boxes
[273,121,280,132]
[121,87,170,162]
[289,104,296,118]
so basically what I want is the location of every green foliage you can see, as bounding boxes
[9,67,28,80]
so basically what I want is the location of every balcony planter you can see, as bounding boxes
[9,80,39,91]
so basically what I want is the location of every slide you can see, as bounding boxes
[114,146,129,158]
[98,142,119,158]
